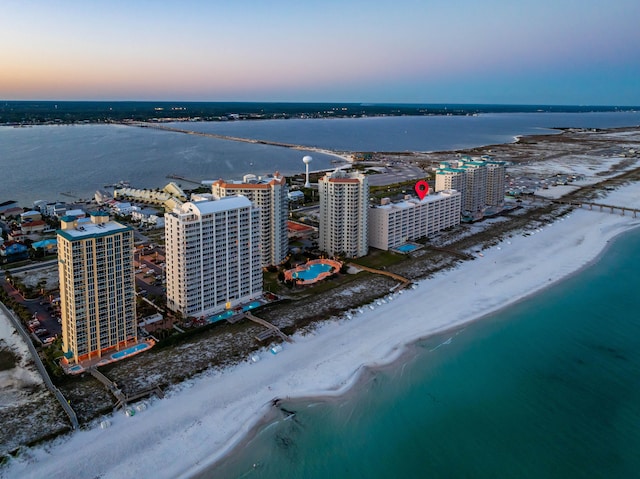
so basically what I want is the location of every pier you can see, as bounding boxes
[532,195,640,218]
[551,198,639,217]
[166,174,202,185]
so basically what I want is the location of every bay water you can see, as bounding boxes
[2,111,640,207]
[2,108,640,477]
[207,226,640,479]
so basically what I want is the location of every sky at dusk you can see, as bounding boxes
[2,0,639,105]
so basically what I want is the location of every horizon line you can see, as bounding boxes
[2,100,640,108]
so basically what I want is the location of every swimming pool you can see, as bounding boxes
[284,259,343,285]
[111,342,150,360]
[207,301,262,323]
[292,263,333,281]
[242,301,262,312]
[208,309,234,323]
[394,243,420,253]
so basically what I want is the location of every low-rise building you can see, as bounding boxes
[0,201,19,215]
[31,238,58,254]
[20,220,46,234]
[287,220,316,240]
[1,206,24,219]
[130,206,164,227]
[0,241,29,263]
[20,210,42,222]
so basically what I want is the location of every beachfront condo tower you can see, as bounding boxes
[164,197,262,319]
[485,159,507,208]
[57,212,137,364]
[211,172,288,267]
[368,190,462,251]
[318,169,369,258]
[435,156,506,219]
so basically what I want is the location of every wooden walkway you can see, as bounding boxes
[89,367,164,410]
[244,312,293,343]
[348,263,411,290]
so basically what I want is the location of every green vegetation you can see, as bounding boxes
[40,338,66,379]
[2,101,477,125]
[0,349,18,371]
[350,249,407,269]
[369,178,429,200]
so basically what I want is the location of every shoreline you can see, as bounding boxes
[4,183,638,478]
[191,206,640,477]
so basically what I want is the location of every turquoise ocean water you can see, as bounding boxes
[206,227,640,478]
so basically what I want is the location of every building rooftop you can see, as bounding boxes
[57,217,131,241]
[211,172,285,188]
[373,190,460,210]
[176,196,253,216]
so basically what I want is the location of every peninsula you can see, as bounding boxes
[1,126,640,478]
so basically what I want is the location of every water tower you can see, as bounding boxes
[302,155,313,187]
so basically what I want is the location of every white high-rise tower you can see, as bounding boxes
[164,197,262,318]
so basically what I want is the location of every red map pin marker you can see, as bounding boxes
[414,180,430,200]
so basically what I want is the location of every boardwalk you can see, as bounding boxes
[244,312,293,343]
[88,367,164,410]
[348,263,412,290]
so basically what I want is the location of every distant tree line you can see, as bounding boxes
[2,101,630,125]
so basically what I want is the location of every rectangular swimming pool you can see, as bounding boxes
[395,243,420,253]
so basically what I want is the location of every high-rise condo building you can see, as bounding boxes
[57,212,137,364]
[460,160,488,215]
[164,197,262,318]
[435,156,506,218]
[211,173,288,266]
[368,190,462,251]
[485,159,507,208]
[435,167,465,195]
[318,170,369,258]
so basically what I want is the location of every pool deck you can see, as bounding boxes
[284,259,343,285]
[63,339,156,375]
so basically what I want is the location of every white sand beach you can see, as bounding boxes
[3,184,640,479]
